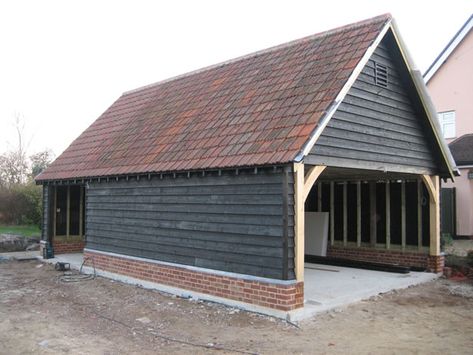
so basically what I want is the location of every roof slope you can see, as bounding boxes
[37,14,391,181]
[449,134,473,166]
[424,14,473,83]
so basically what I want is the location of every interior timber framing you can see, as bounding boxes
[51,185,86,239]
[304,166,437,255]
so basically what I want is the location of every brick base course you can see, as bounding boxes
[427,255,445,273]
[327,245,444,272]
[84,250,303,311]
[53,240,85,254]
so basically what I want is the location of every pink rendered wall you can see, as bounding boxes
[427,29,473,144]
[443,169,473,237]
[428,29,473,237]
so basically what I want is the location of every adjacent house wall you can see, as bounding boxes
[427,29,473,143]
[427,28,473,237]
[85,167,295,280]
[443,169,473,237]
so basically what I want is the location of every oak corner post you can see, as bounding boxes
[422,175,440,256]
[293,162,305,281]
[293,163,326,282]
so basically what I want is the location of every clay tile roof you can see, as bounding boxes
[449,134,473,166]
[37,14,391,181]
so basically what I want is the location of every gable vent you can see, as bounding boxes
[374,62,388,87]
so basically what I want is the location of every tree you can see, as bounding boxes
[0,114,31,186]
[0,150,28,186]
[30,149,54,178]
[0,114,54,226]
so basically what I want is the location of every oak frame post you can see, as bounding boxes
[293,163,305,281]
[421,175,440,256]
[293,163,326,282]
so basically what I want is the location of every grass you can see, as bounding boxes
[0,225,41,238]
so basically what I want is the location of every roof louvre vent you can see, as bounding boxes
[374,62,388,87]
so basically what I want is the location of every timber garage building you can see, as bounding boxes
[36,14,457,315]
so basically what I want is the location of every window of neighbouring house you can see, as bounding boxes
[438,111,456,139]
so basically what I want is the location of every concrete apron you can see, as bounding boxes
[294,263,440,321]
[0,251,40,261]
[37,254,440,322]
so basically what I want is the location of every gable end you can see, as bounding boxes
[306,30,446,175]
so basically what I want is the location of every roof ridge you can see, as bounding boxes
[424,13,473,82]
[450,133,473,145]
[123,13,392,96]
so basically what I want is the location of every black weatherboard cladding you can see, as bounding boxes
[41,185,50,241]
[85,168,295,280]
[308,31,441,174]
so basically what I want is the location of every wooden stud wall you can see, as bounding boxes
[313,178,433,253]
[52,185,86,239]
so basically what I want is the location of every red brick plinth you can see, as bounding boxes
[427,254,445,273]
[84,249,304,311]
[53,239,85,254]
[327,245,433,270]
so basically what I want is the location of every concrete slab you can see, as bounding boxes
[36,254,440,322]
[289,263,440,321]
[38,253,84,269]
[0,251,40,261]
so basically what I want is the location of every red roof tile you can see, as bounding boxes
[37,14,391,181]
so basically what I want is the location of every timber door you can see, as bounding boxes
[441,188,456,238]
[69,186,82,235]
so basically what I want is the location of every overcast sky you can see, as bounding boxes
[1,0,472,158]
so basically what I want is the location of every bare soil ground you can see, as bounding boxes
[1,260,472,355]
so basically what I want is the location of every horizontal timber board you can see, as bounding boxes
[87,172,285,188]
[335,105,423,133]
[310,145,437,169]
[320,125,430,153]
[86,217,294,239]
[86,231,286,259]
[86,244,287,279]
[86,224,295,248]
[341,95,419,120]
[304,155,435,175]
[86,239,284,271]
[351,79,411,105]
[87,215,284,237]
[350,81,415,110]
[87,209,292,228]
[357,72,410,97]
[87,182,288,196]
[86,201,291,216]
[314,135,435,161]
[327,117,428,145]
[348,85,415,112]
[86,194,288,206]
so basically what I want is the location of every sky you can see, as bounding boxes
[0,0,472,158]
